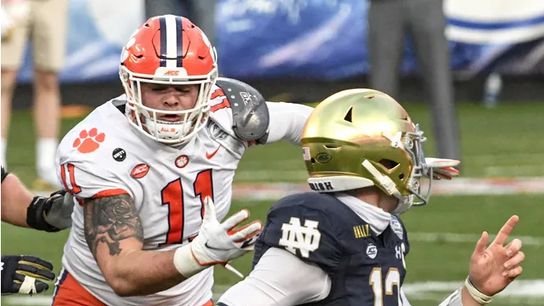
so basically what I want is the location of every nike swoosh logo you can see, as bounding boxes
[205,242,232,251]
[241,237,258,249]
[205,147,220,160]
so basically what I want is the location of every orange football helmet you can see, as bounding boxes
[119,15,218,144]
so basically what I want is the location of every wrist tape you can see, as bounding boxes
[465,277,493,304]
[173,244,205,278]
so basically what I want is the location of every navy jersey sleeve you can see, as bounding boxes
[254,193,345,271]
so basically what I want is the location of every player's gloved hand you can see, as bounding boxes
[44,191,74,230]
[425,157,460,180]
[27,190,74,232]
[173,197,262,277]
[1,255,55,295]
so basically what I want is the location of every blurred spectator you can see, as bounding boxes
[144,0,216,44]
[1,0,68,188]
[483,72,502,108]
[367,0,460,160]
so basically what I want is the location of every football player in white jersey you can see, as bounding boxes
[218,89,525,306]
[53,15,313,306]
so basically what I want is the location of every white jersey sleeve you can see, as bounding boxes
[438,288,464,306]
[266,102,313,144]
[400,288,413,306]
[218,247,331,306]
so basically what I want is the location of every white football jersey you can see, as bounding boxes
[56,87,312,306]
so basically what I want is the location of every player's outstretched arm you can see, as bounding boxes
[83,194,261,296]
[1,168,73,232]
[440,215,524,306]
[1,170,35,227]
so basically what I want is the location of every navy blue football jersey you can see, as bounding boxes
[253,192,410,306]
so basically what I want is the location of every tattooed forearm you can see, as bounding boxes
[84,194,143,256]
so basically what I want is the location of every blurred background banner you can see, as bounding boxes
[16,0,544,83]
[444,0,544,77]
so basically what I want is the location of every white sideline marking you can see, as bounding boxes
[411,232,544,246]
[404,280,544,298]
[33,177,544,198]
[230,176,544,201]
[1,296,52,306]
[6,280,544,305]
[431,176,544,195]
[214,280,544,301]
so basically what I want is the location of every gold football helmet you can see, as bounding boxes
[302,88,433,213]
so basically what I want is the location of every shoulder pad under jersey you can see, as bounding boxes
[256,193,347,268]
[216,77,270,143]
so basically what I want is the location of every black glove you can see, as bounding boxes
[1,255,55,295]
[26,190,68,232]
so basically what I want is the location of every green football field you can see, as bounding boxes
[2,101,544,305]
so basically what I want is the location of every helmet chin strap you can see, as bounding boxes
[362,160,402,198]
[394,172,432,214]
[392,196,413,214]
[134,99,208,145]
[362,159,413,214]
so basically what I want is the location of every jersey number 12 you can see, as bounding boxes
[370,267,401,306]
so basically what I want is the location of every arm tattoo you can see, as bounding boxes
[84,194,143,257]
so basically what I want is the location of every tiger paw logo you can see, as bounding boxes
[73,128,105,153]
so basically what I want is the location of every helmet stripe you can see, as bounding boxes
[159,15,181,68]
[159,17,167,67]
[165,15,178,68]
[159,16,167,67]
[175,16,183,67]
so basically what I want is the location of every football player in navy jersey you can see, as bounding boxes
[218,89,524,306]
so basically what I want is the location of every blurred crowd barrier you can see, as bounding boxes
[15,0,544,83]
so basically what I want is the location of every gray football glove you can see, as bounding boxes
[27,190,73,232]
[44,192,74,230]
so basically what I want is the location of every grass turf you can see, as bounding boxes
[2,100,543,305]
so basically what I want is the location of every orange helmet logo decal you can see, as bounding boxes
[73,128,105,153]
[163,70,180,76]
